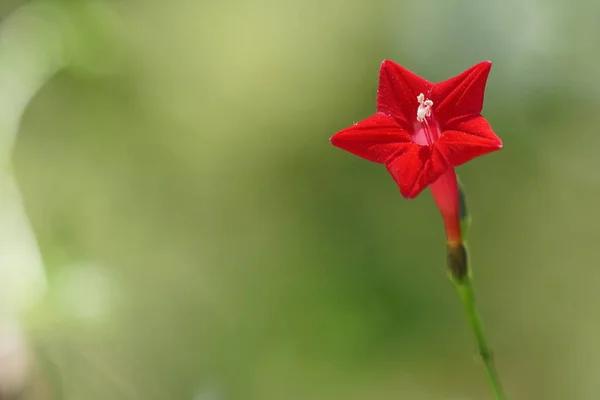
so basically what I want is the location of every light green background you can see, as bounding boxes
[2,0,598,398]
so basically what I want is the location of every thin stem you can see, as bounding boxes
[453,276,506,400]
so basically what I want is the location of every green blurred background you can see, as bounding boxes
[0,0,597,399]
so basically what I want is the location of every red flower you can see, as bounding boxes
[331,60,501,199]
[330,60,502,243]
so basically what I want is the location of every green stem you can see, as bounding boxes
[453,276,506,400]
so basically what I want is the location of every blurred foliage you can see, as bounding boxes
[0,0,598,399]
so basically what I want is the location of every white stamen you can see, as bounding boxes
[416,93,433,122]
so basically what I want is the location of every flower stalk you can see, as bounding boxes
[449,180,506,400]
[453,276,505,400]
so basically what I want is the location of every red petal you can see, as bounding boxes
[385,144,450,199]
[430,61,492,127]
[437,116,502,167]
[377,60,433,128]
[330,113,412,163]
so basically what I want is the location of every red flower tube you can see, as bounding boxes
[330,60,502,244]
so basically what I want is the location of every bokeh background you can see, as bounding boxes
[0,0,598,399]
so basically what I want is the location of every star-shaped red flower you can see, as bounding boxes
[330,60,502,199]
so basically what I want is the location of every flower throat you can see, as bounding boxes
[413,93,441,146]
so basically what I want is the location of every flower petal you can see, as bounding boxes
[330,113,412,163]
[385,144,449,199]
[437,116,502,167]
[377,60,433,128]
[431,61,492,126]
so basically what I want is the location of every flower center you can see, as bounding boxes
[416,93,433,122]
[413,93,441,146]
